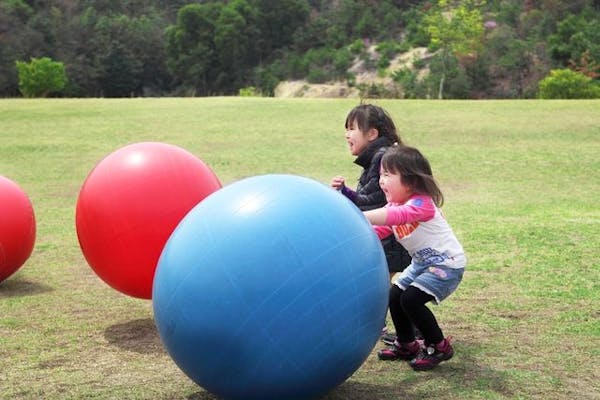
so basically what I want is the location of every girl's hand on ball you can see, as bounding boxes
[331,176,345,190]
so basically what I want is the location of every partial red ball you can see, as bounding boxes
[0,176,36,283]
[75,142,221,299]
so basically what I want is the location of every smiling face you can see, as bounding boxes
[379,167,413,204]
[345,119,378,156]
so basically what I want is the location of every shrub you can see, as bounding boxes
[252,65,281,97]
[392,67,420,99]
[377,55,391,75]
[238,86,259,97]
[357,82,401,99]
[307,66,329,84]
[333,47,353,77]
[15,57,67,97]
[376,40,401,60]
[538,68,600,99]
[349,39,366,55]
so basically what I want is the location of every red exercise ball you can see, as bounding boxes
[0,175,36,283]
[75,142,221,299]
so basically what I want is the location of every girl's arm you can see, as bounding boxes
[331,175,360,203]
[340,185,357,202]
[373,224,393,240]
[364,195,436,226]
[363,207,388,225]
[364,207,393,240]
[352,177,386,209]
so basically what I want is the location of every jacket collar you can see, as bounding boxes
[354,136,392,168]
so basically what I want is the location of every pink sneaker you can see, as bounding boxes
[409,337,454,371]
[377,340,422,361]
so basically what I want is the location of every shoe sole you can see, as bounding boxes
[378,355,415,361]
[378,350,419,361]
[410,352,453,371]
[378,355,400,361]
[380,334,397,346]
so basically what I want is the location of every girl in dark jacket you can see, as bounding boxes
[330,104,412,342]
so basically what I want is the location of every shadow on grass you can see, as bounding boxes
[100,329,513,399]
[183,381,415,400]
[437,341,516,398]
[0,277,53,298]
[327,342,514,400]
[104,318,164,354]
[324,380,404,399]
[186,391,219,400]
[183,382,394,400]
[178,369,507,400]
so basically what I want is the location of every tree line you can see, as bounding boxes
[1,0,599,98]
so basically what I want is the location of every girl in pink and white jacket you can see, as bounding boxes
[363,145,466,371]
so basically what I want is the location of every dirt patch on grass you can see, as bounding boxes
[104,318,163,354]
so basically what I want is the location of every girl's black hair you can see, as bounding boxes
[345,104,402,145]
[381,145,444,207]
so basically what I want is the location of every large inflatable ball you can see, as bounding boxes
[153,174,389,400]
[75,142,221,299]
[0,176,36,283]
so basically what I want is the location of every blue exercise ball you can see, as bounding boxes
[153,174,389,400]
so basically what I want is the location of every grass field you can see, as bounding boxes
[0,98,598,400]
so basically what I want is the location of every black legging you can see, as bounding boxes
[389,285,444,345]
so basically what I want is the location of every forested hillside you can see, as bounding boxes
[1,0,599,98]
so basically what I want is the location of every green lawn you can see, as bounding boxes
[0,98,598,399]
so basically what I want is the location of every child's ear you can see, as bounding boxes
[367,127,379,141]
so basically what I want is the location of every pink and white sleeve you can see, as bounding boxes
[373,225,393,240]
[384,195,436,225]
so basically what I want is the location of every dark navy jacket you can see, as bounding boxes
[341,136,392,211]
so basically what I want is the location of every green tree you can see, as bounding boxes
[53,4,171,97]
[213,0,259,91]
[425,0,484,99]
[165,3,222,95]
[0,0,41,95]
[483,25,536,97]
[15,57,67,97]
[98,45,142,97]
[90,12,168,97]
[548,12,600,73]
[252,0,310,56]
